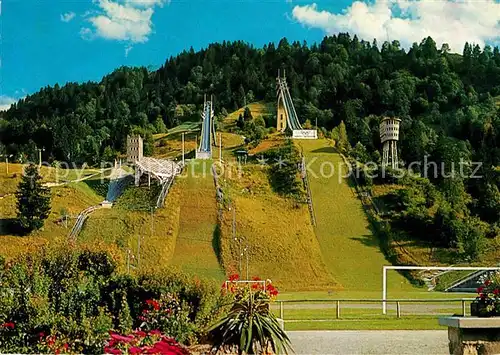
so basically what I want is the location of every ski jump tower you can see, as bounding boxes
[196,95,215,159]
[380,117,401,169]
[276,70,317,139]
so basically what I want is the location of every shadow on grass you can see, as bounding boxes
[311,146,337,154]
[83,178,110,198]
[212,224,223,266]
[351,234,381,248]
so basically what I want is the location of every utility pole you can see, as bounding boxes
[3,154,12,175]
[219,132,222,164]
[37,147,45,168]
[245,245,249,280]
[182,132,185,165]
[230,204,241,275]
[127,250,131,274]
[150,207,154,237]
[137,234,141,268]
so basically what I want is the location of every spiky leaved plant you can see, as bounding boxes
[208,277,292,354]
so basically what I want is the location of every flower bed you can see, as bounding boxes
[471,272,500,317]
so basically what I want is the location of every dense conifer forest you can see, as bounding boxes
[1,34,499,257]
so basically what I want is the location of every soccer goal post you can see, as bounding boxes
[382,266,500,314]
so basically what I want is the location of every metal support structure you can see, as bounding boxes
[336,300,340,319]
[182,132,185,166]
[396,301,401,318]
[137,234,141,268]
[219,132,222,164]
[37,147,45,168]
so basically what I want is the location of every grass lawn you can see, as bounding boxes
[298,139,417,292]
[170,160,224,280]
[219,161,338,291]
[283,317,444,330]
[277,289,473,301]
[0,164,104,260]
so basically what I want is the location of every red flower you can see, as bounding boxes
[109,332,134,343]
[251,283,259,290]
[129,346,143,354]
[267,284,279,296]
[146,299,160,311]
[228,273,239,282]
[148,340,187,355]
[480,293,487,299]
[1,322,14,329]
[252,276,261,281]
[134,330,147,338]
[63,343,69,350]
[477,287,484,294]
[104,346,123,354]
[485,280,492,286]
[494,289,500,296]
[150,329,162,336]
[38,332,45,338]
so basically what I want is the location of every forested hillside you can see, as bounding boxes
[1,35,499,166]
[1,34,499,260]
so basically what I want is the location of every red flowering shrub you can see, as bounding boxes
[104,330,189,355]
[37,333,72,354]
[223,275,279,301]
[139,294,195,344]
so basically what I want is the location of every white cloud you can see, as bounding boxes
[83,0,167,44]
[80,27,95,41]
[292,0,500,53]
[60,12,76,23]
[0,95,17,112]
[125,44,133,57]
[125,0,168,8]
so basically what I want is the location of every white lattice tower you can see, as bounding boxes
[380,117,401,169]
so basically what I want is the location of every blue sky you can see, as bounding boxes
[1,0,500,110]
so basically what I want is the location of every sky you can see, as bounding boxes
[1,0,500,110]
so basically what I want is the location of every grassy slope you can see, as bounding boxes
[170,160,224,280]
[219,162,338,291]
[154,123,200,161]
[0,163,104,259]
[224,101,274,130]
[79,183,181,272]
[298,140,416,292]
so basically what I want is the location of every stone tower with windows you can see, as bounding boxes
[127,135,143,164]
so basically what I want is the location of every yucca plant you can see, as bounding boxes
[208,285,293,354]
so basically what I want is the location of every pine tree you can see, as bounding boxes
[243,107,253,121]
[16,164,51,233]
[154,116,167,134]
[237,113,245,130]
[118,293,133,334]
[337,121,350,153]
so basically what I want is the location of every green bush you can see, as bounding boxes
[0,248,227,353]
